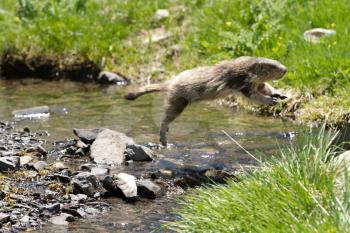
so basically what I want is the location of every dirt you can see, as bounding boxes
[0,50,101,81]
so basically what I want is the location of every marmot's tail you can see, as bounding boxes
[124,83,164,100]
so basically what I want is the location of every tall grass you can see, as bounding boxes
[166,126,350,232]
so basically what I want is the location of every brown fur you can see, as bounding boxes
[125,56,287,145]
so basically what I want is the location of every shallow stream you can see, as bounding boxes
[0,79,295,232]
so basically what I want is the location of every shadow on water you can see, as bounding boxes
[0,79,296,232]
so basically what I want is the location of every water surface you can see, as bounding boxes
[0,79,295,232]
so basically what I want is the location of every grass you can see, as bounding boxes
[0,0,349,122]
[165,126,350,232]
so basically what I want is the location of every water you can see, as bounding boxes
[0,79,296,232]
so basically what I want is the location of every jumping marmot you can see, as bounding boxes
[125,56,288,146]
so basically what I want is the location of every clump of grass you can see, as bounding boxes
[166,126,350,232]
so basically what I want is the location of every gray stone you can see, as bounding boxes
[114,173,137,198]
[90,167,109,176]
[73,128,107,144]
[90,129,134,165]
[19,156,33,167]
[72,172,104,197]
[12,105,49,118]
[42,203,61,213]
[0,156,19,171]
[49,213,74,225]
[33,160,47,171]
[125,144,156,161]
[0,213,10,224]
[69,194,88,203]
[303,28,336,43]
[103,173,137,199]
[137,179,162,199]
[96,71,129,85]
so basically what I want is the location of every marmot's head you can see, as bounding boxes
[245,57,287,83]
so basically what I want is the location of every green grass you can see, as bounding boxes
[0,0,349,121]
[165,126,350,232]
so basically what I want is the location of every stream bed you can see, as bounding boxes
[0,79,296,232]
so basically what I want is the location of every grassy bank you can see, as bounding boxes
[166,127,350,232]
[0,0,349,123]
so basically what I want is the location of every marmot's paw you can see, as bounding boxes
[267,97,278,106]
[271,92,288,100]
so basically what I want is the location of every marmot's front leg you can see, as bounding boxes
[160,97,189,146]
[258,83,287,99]
[249,91,278,105]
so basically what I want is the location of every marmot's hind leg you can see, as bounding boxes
[160,97,189,146]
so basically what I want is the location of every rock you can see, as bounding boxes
[114,173,137,198]
[73,128,106,144]
[103,174,137,199]
[0,156,19,171]
[125,144,156,162]
[19,156,33,167]
[32,160,47,171]
[155,9,169,20]
[12,105,49,119]
[42,203,61,213]
[90,167,109,176]
[0,213,10,224]
[26,145,48,156]
[69,194,88,203]
[137,179,162,199]
[72,172,104,197]
[51,162,68,171]
[90,129,134,165]
[49,213,74,225]
[303,28,336,43]
[96,71,129,85]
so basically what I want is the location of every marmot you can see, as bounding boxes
[125,56,288,146]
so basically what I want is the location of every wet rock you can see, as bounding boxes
[49,213,74,226]
[125,144,156,162]
[19,155,33,167]
[303,28,336,43]
[75,140,88,149]
[73,128,106,144]
[90,129,134,165]
[114,173,137,199]
[103,174,137,200]
[12,105,49,118]
[42,203,61,214]
[69,194,88,203]
[0,156,19,171]
[155,9,169,20]
[96,71,129,85]
[0,213,10,224]
[90,167,109,176]
[72,172,104,197]
[137,179,162,199]
[32,160,47,171]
